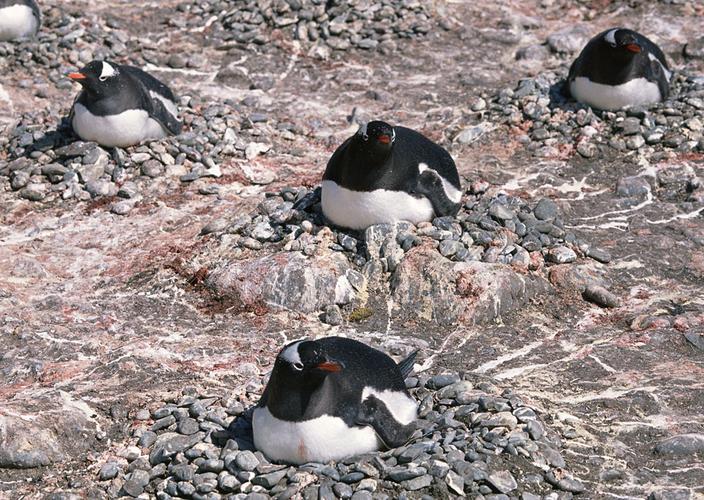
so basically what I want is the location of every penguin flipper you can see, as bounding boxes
[147,95,183,136]
[397,350,418,379]
[414,169,461,218]
[356,395,416,449]
[648,58,671,101]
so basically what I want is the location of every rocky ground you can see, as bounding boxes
[1,0,703,499]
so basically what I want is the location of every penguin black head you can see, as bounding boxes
[275,339,344,382]
[68,60,122,97]
[355,120,396,158]
[600,28,644,57]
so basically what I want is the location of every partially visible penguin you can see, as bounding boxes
[68,60,182,148]
[253,337,418,464]
[568,28,671,111]
[321,120,462,230]
[0,0,41,41]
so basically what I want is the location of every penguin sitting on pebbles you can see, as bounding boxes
[321,120,463,230]
[0,0,41,41]
[568,28,671,111]
[68,60,182,148]
[253,336,418,464]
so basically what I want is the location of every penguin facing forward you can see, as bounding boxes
[0,0,41,41]
[253,337,418,464]
[568,28,671,111]
[321,120,462,230]
[68,60,182,148]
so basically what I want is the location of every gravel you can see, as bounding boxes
[96,369,584,498]
[175,0,446,56]
[472,65,704,163]
[203,186,608,292]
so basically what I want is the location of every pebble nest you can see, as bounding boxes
[203,184,610,272]
[464,69,704,161]
[98,369,583,499]
[177,0,444,55]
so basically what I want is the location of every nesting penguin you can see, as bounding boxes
[0,0,41,41]
[321,120,462,230]
[68,60,182,148]
[568,28,671,111]
[253,337,418,464]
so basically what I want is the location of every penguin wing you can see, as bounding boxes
[412,168,462,218]
[29,0,41,28]
[647,56,671,100]
[355,395,416,449]
[396,350,418,379]
[124,66,182,135]
[146,92,183,135]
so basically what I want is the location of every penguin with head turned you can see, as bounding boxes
[0,0,41,41]
[321,120,463,230]
[253,337,418,464]
[68,60,182,148]
[568,27,671,111]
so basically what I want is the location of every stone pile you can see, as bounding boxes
[98,370,584,498]
[178,0,443,54]
[469,69,704,159]
[204,185,611,271]
[0,98,252,214]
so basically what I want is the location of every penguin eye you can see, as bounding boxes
[292,362,304,371]
[99,76,108,82]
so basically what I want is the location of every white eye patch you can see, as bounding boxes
[604,28,619,47]
[100,61,118,81]
[280,340,304,366]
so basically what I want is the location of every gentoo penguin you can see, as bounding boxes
[568,28,671,111]
[321,120,462,230]
[253,337,418,464]
[68,60,182,148]
[0,0,41,41]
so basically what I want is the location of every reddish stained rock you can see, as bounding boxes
[205,251,359,314]
[0,395,98,469]
[390,247,548,326]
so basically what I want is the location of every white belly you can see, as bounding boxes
[252,407,380,464]
[0,5,38,41]
[71,103,168,148]
[321,180,435,230]
[570,76,662,111]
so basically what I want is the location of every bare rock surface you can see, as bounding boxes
[0,0,703,498]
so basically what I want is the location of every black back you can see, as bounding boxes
[568,28,670,98]
[323,123,461,194]
[72,60,181,135]
[0,0,41,27]
[260,337,412,426]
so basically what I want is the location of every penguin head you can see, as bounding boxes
[601,28,643,56]
[275,339,344,382]
[355,120,396,157]
[68,60,122,97]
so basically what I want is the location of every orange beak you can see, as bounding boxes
[68,72,86,80]
[624,43,641,54]
[315,361,343,373]
[378,134,391,144]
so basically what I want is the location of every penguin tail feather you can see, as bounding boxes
[397,349,418,379]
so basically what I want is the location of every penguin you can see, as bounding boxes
[321,120,463,230]
[0,0,41,41]
[253,336,418,464]
[568,28,671,111]
[68,60,182,148]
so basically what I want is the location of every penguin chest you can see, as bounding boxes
[71,102,168,148]
[0,5,38,41]
[252,407,380,465]
[570,76,662,111]
[321,180,434,230]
